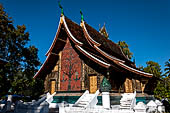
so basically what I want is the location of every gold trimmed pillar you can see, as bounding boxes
[58,52,62,91]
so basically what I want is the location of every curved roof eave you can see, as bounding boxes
[34,15,84,79]
[116,61,153,78]
[81,21,125,63]
[46,15,83,56]
[46,16,63,56]
[75,45,110,68]
[82,21,129,61]
[62,16,83,46]
[81,21,101,46]
[94,45,125,63]
[33,53,51,79]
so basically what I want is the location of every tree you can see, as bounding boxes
[141,60,170,107]
[154,78,170,101]
[165,59,170,77]
[153,59,170,112]
[142,61,162,78]
[117,41,133,59]
[0,4,43,99]
[154,77,170,113]
[139,61,162,95]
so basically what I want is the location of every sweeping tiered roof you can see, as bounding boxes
[33,14,153,78]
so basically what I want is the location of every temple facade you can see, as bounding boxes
[34,14,153,102]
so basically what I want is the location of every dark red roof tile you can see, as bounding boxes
[84,22,128,61]
[64,17,91,47]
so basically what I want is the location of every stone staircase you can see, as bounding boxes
[120,91,136,110]
[73,90,99,108]
[74,94,94,107]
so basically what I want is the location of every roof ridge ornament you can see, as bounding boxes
[99,23,109,39]
[58,0,64,16]
[80,9,84,22]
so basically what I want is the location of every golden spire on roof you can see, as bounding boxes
[99,23,109,39]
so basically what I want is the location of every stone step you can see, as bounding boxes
[120,105,130,107]
[120,99,133,101]
[84,94,93,98]
[120,100,132,103]
[80,99,91,102]
[120,103,131,105]
[77,103,87,106]
[120,105,130,108]
[72,90,98,108]
[83,96,92,99]
[78,101,88,105]
[120,103,132,105]
[120,106,131,109]
[75,104,87,107]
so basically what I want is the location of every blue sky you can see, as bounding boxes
[0,0,170,72]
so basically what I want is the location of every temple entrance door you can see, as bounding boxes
[50,80,56,94]
[89,75,97,94]
[124,78,133,93]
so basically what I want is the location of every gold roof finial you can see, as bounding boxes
[99,23,109,39]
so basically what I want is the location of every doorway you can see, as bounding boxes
[50,80,56,94]
[124,78,133,93]
[89,75,97,94]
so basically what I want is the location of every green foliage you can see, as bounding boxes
[156,59,170,104]
[141,61,162,78]
[165,59,170,77]
[0,4,43,100]
[141,60,170,104]
[139,61,162,95]
[117,41,133,59]
[154,78,170,101]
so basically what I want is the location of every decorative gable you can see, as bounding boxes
[60,39,82,91]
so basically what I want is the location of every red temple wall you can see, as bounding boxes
[60,39,82,91]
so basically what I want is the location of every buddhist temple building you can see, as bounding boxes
[34,11,154,104]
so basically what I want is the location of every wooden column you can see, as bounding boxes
[81,63,85,90]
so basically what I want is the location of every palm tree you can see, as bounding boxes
[165,59,170,77]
